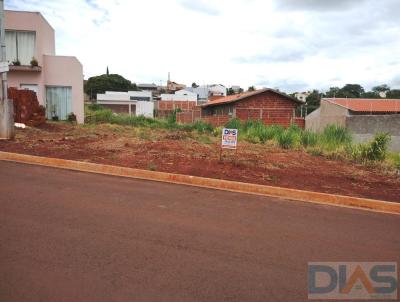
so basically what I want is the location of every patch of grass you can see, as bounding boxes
[225,118,242,130]
[320,124,352,150]
[197,135,213,144]
[190,120,214,134]
[348,133,390,163]
[306,146,323,157]
[300,130,319,147]
[276,130,297,149]
[387,152,400,171]
[148,163,157,171]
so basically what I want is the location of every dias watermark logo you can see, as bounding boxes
[308,262,398,300]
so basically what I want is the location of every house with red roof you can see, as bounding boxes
[306,98,400,151]
[177,88,305,128]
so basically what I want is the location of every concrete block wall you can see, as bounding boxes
[346,114,400,152]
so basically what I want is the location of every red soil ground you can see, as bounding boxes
[1,123,399,202]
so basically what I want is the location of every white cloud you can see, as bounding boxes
[6,0,400,92]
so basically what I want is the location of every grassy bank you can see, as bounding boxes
[85,105,399,171]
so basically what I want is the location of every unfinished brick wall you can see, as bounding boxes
[156,100,197,118]
[201,115,231,127]
[8,87,46,126]
[176,110,202,124]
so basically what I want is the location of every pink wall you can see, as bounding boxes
[5,10,84,123]
[44,55,84,123]
[5,10,55,65]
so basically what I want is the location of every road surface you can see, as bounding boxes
[0,161,399,301]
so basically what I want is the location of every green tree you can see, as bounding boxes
[387,89,400,98]
[361,91,380,98]
[324,87,340,98]
[84,74,137,99]
[227,87,235,95]
[191,82,199,88]
[338,84,365,98]
[372,84,390,93]
[247,86,255,91]
[305,90,321,114]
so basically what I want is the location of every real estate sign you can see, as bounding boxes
[221,128,238,149]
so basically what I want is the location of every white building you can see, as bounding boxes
[208,84,227,97]
[185,84,227,103]
[294,92,310,103]
[97,91,154,117]
[161,89,197,102]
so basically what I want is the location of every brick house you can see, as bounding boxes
[177,88,304,127]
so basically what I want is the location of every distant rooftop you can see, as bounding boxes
[325,98,400,113]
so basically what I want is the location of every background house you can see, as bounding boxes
[97,91,154,117]
[294,91,310,103]
[5,10,84,123]
[137,83,158,92]
[306,98,400,151]
[177,88,304,127]
[185,84,227,104]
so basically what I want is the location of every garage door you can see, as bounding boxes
[46,86,72,120]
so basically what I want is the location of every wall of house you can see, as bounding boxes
[233,90,301,128]
[346,115,400,152]
[5,10,56,66]
[177,91,304,128]
[305,100,348,132]
[5,10,56,105]
[44,55,84,123]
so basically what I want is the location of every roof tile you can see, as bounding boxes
[325,98,400,113]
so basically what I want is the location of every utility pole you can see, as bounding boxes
[0,0,14,139]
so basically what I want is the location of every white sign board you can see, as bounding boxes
[0,61,9,73]
[221,128,238,149]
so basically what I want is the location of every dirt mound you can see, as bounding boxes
[8,87,46,127]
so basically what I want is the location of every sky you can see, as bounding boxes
[5,0,400,92]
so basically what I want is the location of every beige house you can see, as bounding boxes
[5,10,84,123]
[306,98,400,151]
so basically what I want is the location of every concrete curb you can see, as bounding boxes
[1,151,399,215]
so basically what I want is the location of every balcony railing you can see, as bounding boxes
[9,65,42,72]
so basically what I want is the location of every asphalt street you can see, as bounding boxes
[0,161,399,301]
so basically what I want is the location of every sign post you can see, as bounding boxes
[220,128,238,162]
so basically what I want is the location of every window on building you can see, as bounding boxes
[5,30,36,65]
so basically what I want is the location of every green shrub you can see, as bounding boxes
[225,118,242,130]
[191,120,214,134]
[321,125,352,149]
[301,131,319,147]
[245,121,268,143]
[213,126,223,137]
[387,153,400,170]
[348,133,390,162]
[287,124,302,134]
[167,108,182,124]
[91,108,113,123]
[277,130,297,149]
[88,103,104,111]
[264,125,284,141]
[243,119,262,131]
[242,121,285,144]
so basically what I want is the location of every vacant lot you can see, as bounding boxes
[1,122,399,202]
